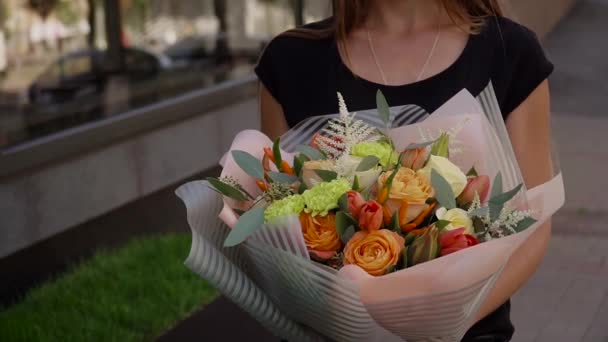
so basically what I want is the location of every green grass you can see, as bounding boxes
[0,234,218,342]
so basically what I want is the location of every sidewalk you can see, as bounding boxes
[511,0,608,341]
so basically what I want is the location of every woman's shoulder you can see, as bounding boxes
[261,18,335,60]
[480,16,545,57]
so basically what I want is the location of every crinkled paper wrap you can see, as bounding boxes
[176,84,565,342]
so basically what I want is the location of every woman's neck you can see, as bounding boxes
[367,0,444,34]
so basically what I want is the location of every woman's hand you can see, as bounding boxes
[474,79,554,322]
[259,82,289,140]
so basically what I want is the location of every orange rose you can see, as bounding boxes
[300,212,342,260]
[344,230,405,276]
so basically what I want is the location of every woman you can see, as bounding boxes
[255,1,554,341]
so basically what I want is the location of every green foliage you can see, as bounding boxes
[224,207,266,247]
[0,234,218,342]
[431,169,456,210]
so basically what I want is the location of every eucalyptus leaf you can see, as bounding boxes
[295,145,326,160]
[489,202,503,221]
[267,172,299,184]
[338,193,349,213]
[405,140,436,151]
[431,169,456,210]
[469,207,489,218]
[473,216,486,234]
[314,169,338,182]
[467,166,479,178]
[376,90,391,128]
[491,172,503,199]
[232,150,264,180]
[490,184,524,207]
[356,155,380,172]
[514,217,537,232]
[207,177,248,201]
[273,138,283,172]
[224,207,266,247]
[435,220,452,230]
[336,211,357,237]
[341,226,356,245]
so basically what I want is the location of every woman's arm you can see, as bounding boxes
[474,79,554,321]
[259,82,289,140]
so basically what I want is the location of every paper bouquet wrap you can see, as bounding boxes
[176,84,564,341]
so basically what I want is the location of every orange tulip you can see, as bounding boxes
[439,228,479,256]
[358,200,384,232]
[347,191,366,219]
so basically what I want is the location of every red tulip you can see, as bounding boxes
[458,175,490,205]
[359,200,384,232]
[439,228,479,256]
[347,191,366,220]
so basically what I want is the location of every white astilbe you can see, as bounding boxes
[418,116,471,156]
[315,93,377,159]
[473,203,534,241]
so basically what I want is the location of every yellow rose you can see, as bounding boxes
[301,160,336,189]
[344,230,405,276]
[300,212,342,259]
[418,155,468,197]
[436,207,474,235]
[377,167,434,224]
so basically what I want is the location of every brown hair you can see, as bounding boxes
[285,0,504,41]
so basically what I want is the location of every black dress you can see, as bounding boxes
[255,16,553,342]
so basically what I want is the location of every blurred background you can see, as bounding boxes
[0,0,606,341]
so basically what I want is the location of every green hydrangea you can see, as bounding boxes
[264,195,305,222]
[351,141,398,167]
[302,178,351,216]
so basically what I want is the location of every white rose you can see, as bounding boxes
[337,155,382,190]
[436,207,474,235]
[418,155,468,197]
[301,160,336,189]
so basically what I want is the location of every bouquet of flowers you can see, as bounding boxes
[177,86,564,342]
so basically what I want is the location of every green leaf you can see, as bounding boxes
[314,169,338,182]
[405,140,436,151]
[353,175,361,191]
[491,172,503,199]
[267,172,299,184]
[430,133,450,158]
[295,145,325,160]
[207,177,248,201]
[338,193,349,212]
[232,150,264,180]
[273,138,283,172]
[391,211,401,233]
[376,90,391,127]
[401,246,409,269]
[469,207,489,218]
[467,166,479,178]
[514,217,537,232]
[224,207,266,247]
[336,211,357,237]
[490,184,524,207]
[431,169,456,210]
[404,233,417,246]
[435,220,452,230]
[473,216,487,234]
[356,155,380,172]
[298,182,308,194]
[341,226,356,245]
[293,154,308,177]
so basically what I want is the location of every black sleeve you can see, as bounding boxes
[498,20,554,116]
[254,37,285,104]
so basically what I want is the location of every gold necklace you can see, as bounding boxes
[366,24,442,85]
